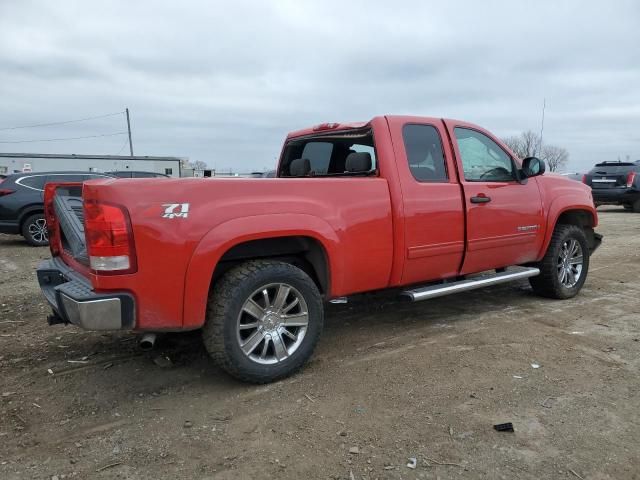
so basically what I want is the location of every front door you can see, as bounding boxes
[444,121,545,274]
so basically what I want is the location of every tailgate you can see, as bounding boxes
[45,183,89,266]
[587,163,635,188]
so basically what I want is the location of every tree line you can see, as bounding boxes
[502,130,569,172]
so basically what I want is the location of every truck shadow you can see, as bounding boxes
[149,280,536,383]
[28,279,545,423]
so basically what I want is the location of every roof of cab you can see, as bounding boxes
[285,115,485,140]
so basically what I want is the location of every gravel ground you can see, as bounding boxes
[0,207,639,480]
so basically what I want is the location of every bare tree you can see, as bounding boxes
[502,130,569,172]
[189,160,208,170]
[502,130,540,159]
[541,145,569,172]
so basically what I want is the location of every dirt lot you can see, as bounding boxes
[1,207,639,480]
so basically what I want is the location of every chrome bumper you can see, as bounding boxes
[37,257,135,330]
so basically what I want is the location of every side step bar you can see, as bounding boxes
[401,267,540,302]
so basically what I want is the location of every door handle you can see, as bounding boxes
[470,195,491,204]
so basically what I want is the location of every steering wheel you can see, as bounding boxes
[480,167,511,180]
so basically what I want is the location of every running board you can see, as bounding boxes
[401,267,540,302]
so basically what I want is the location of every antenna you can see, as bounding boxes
[538,98,546,155]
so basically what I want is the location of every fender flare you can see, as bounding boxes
[538,196,597,259]
[182,213,342,328]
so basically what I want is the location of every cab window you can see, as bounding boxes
[454,128,515,182]
[280,128,377,177]
[402,124,448,182]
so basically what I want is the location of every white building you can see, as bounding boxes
[0,153,184,177]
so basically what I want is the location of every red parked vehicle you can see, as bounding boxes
[38,116,602,382]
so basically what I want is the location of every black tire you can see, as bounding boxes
[632,199,640,213]
[202,260,324,383]
[529,224,590,299]
[21,213,49,246]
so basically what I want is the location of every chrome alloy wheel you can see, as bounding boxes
[557,238,583,288]
[236,283,309,365]
[28,218,48,243]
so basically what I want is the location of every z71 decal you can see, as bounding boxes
[162,203,190,219]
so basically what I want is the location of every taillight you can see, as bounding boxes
[84,200,137,274]
[43,184,61,256]
[626,171,636,188]
[0,188,15,197]
[581,174,587,184]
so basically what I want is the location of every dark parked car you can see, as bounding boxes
[583,161,640,212]
[0,171,113,246]
[107,171,170,178]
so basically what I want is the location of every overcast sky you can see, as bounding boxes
[1,0,639,172]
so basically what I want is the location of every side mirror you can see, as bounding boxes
[522,157,546,177]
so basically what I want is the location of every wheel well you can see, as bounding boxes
[19,208,44,231]
[556,209,594,229]
[556,209,599,250]
[211,236,329,294]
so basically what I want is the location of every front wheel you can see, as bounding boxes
[203,260,324,383]
[529,224,590,299]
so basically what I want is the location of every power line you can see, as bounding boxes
[0,111,125,131]
[0,131,128,144]
[115,137,130,155]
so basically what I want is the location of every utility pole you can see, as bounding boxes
[125,108,134,156]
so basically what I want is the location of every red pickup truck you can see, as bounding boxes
[37,116,601,383]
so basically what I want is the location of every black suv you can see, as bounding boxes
[0,171,113,246]
[583,161,640,212]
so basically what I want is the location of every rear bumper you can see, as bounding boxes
[592,187,639,204]
[0,220,20,235]
[37,257,135,330]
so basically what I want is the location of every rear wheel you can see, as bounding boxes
[203,260,324,383]
[529,224,589,299]
[632,199,640,213]
[21,213,49,246]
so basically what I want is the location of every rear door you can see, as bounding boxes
[387,117,465,285]
[444,120,545,274]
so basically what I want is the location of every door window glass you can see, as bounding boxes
[403,124,448,182]
[454,128,514,182]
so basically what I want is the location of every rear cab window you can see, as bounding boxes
[279,127,377,177]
